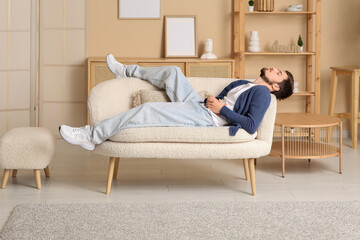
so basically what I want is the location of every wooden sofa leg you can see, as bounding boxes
[243,159,250,181]
[113,158,120,180]
[34,169,41,189]
[44,166,50,177]
[249,158,256,196]
[106,157,116,195]
[1,169,11,189]
[12,169,18,177]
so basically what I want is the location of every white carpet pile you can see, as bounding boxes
[1,201,359,240]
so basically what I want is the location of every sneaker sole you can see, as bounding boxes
[59,126,95,151]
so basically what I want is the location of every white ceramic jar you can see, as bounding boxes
[248,31,260,52]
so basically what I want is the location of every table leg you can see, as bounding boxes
[352,72,359,148]
[328,70,338,117]
[327,70,338,143]
[281,124,285,178]
[339,121,343,174]
[282,156,285,178]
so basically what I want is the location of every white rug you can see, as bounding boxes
[1,201,359,240]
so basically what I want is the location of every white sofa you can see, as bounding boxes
[88,77,277,195]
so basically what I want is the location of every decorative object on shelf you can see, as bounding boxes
[165,16,197,58]
[248,0,255,12]
[256,0,274,12]
[118,0,161,19]
[271,40,300,53]
[200,39,218,59]
[285,4,303,12]
[297,35,304,52]
[248,31,260,53]
[293,81,299,93]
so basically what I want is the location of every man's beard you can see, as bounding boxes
[260,68,275,86]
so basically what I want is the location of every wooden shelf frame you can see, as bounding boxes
[245,51,315,56]
[233,0,321,114]
[245,11,316,15]
[270,141,340,159]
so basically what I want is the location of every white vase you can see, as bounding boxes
[249,6,254,12]
[299,46,304,52]
[248,31,260,53]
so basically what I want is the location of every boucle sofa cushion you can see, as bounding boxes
[133,89,212,107]
[88,77,237,124]
[109,126,257,143]
[0,127,55,169]
[133,89,170,107]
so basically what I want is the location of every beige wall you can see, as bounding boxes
[320,0,360,129]
[89,0,232,58]
[89,0,360,131]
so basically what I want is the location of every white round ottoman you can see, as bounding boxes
[0,127,55,189]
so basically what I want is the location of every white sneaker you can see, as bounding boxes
[59,125,95,151]
[106,54,127,79]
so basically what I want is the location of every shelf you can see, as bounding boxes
[270,141,340,159]
[245,51,315,56]
[245,11,316,15]
[292,91,315,97]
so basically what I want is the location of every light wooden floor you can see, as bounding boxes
[0,138,359,229]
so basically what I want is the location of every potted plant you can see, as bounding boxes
[248,0,255,12]
[297,35,303,52]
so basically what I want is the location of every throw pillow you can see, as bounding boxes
[132,89,212,107]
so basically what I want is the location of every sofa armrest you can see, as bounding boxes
[255,94,277,149]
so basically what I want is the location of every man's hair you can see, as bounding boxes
[272,70,294,100]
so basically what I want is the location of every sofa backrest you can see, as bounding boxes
[88,77,277,145]
[88,77,235,123]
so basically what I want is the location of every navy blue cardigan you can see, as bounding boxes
[212,80,271,136]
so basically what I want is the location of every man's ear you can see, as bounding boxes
[272,83,280,92]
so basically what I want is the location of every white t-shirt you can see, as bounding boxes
[208,83,255,126]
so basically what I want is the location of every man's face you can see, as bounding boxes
[260,67,288,91]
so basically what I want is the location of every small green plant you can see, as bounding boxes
[297,35,303,47]
[249,0,254,6]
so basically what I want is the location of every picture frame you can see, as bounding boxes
[165,16,197,58]
[118,0,161,20]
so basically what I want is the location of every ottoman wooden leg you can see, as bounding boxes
[44,166,50,177]
[1,169,11,189]
[34,170,41,189]
[12,169,18,177]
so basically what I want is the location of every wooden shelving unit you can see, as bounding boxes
[233,0,321,114]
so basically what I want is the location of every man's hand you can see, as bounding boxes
[206,96,226,114]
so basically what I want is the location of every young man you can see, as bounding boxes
[60,54,294,150]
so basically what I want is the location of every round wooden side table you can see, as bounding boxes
[269,113,342,177]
